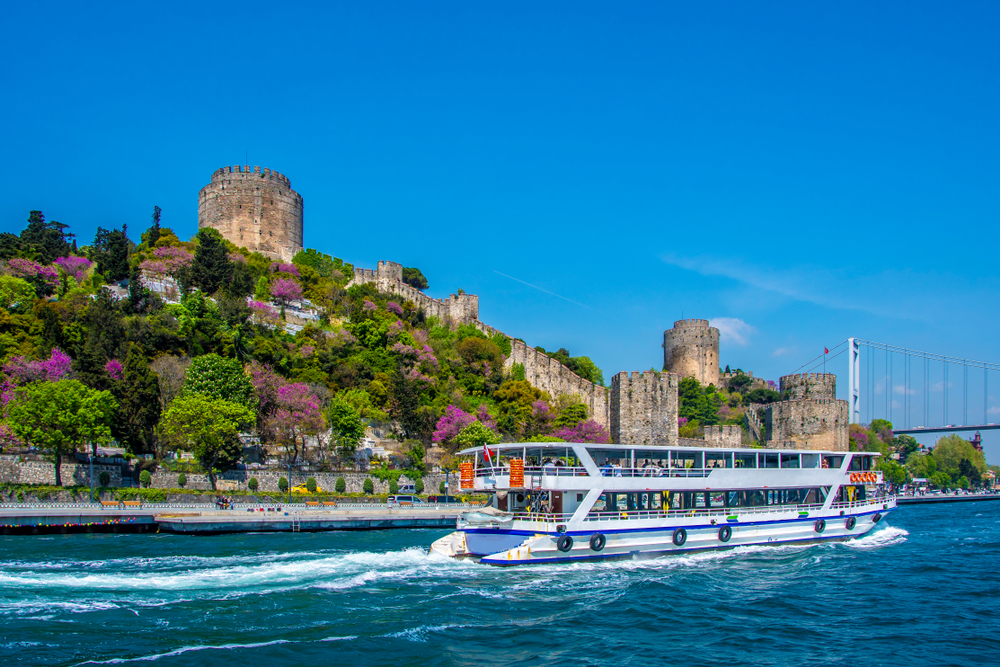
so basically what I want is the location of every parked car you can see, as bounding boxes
[426,495,462,504]
[387,495,424,507]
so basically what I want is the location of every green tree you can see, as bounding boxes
[190,228,233,295]
[389,478,399,494]
[99,471,111,487]
[494,379,546,435]
[21,211,71,264]
[415,477,424,494]
[454,421,502,447]
[145,206,162,247]
[114,344,162,455]
[181,354,255,409]
[178,473,187,488]
[363,478,374,494]
[327,397,366,465]
[745,387,782,404]
[0,276,35,311]
[247,476,258,492]
[90,225,131,282]
[6,379,117,485]
[306,476,318,493]
[555,403,588,428]
[139,470,151,488]
[906,453,937,479]
[75,289,125,389]
[278,476,289,493]
[334,477,346,493]
[159,394,253,490]
[402,267,429,290]
[439,480,445,494]
[930,471,952,489]
[933,435,986,475]
[876,458,910,486]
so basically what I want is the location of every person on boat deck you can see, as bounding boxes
[612,462,623,477]
[543,458,556,473]
[554,458,566,467]
[600,460,613,477]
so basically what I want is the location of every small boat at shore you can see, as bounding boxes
[431,442,896,565]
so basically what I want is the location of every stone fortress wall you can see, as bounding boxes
[347,261,480,325]
[609,371,679,446]
[764,399,849,451]
[779,373,836,400]
[663,319,719,387]
[717,371,768,392]
[198,165,304,262]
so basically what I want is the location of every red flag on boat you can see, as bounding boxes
[483,444,496,466]
[824,348,829,354]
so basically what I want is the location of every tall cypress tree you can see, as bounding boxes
[114,344,162,455]
[190,228,233,295]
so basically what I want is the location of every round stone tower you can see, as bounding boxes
[779,373,836,400]
[198,165,303,262]
[663,319,720,387]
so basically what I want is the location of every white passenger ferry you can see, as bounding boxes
[431,442,895,565]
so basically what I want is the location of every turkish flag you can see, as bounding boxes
[824,348,829,354]
[483,444,496,466]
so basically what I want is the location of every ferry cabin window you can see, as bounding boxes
[822,455,844,469]
[705,452,730,468]
[763,453,779,468]
[735,453,757,468]
[780,454,800,469]
[801,454,820,468]
[673,451,703,469]
[848,455,874,471]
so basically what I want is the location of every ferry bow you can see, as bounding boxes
[431,443,895,565]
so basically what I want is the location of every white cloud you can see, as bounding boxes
[710,317,754,346]
[929,381,953,392]
[988,405,1000,415]
[894,385,916,396]
[773,347,795,357]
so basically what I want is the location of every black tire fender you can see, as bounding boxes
[718,525,732,543]
[589,533,606,552]
[872,513,882,524]
[814,519,826,534]
[672,527,687,546]
[557,534,574,552]
[846,516,857,530]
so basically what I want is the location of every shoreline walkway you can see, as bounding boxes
[0,503,468,535]
[896,492,1000,506]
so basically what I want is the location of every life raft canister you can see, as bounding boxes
[814,519,826,533]
[718,525,732,543]
[845,516,857,530]
[557,534,574,552]
[672,528,687,546]
[589,533,606,552]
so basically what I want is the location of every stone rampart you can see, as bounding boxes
[705,425,743,448]
[610,371,678,446]
[764,398,849,451]
[663,319,719,387]
[780,373,837,400]
[347,260,479,324]
[507,339,610,426]
[198,165,304,262]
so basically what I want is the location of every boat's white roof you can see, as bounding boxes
[457,442,877,457]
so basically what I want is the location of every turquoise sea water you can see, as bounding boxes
[0,502,997,667]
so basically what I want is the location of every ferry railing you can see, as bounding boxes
[509,502,830,526]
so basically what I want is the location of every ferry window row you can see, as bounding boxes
[590,488,829,513]
[589,450,862,471]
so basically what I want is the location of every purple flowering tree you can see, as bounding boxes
[270,277,303,307]
[1,348,72,408]
[248,300,280,328]
[268,383,325,464]
[104,359,123,381]
[433,405,477,445]
[6,258,58,296]
[248,361,285,445]
[386,301,403,315]
[140,246,193,278]
[270,262,301,277]
[54,256,92,282]
[551,419,611,444]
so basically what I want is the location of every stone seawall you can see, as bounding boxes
[0,459,122,487]
[150,470,448,494]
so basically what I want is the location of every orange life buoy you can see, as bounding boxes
[850,473,858,483]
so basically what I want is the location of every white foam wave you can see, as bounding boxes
[844,525,908,549]
[0,599,121,616]
[74,640,294,665]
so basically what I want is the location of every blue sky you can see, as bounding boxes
[2,2,999,457]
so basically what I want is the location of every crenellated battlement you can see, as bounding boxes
[210,165,292,188]
[779,372,836,400]
[346,260,480,326]
[610,370,678,446]
[672,318,711,328]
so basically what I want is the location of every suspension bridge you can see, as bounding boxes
[791,339,1000,435]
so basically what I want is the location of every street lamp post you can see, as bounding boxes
[443,467,453,500]
[89,445,95,504]
[288,459,292,505]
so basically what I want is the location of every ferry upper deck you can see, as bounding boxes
[456,442,883,495]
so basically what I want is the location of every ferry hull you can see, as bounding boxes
[433,508,894,565]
